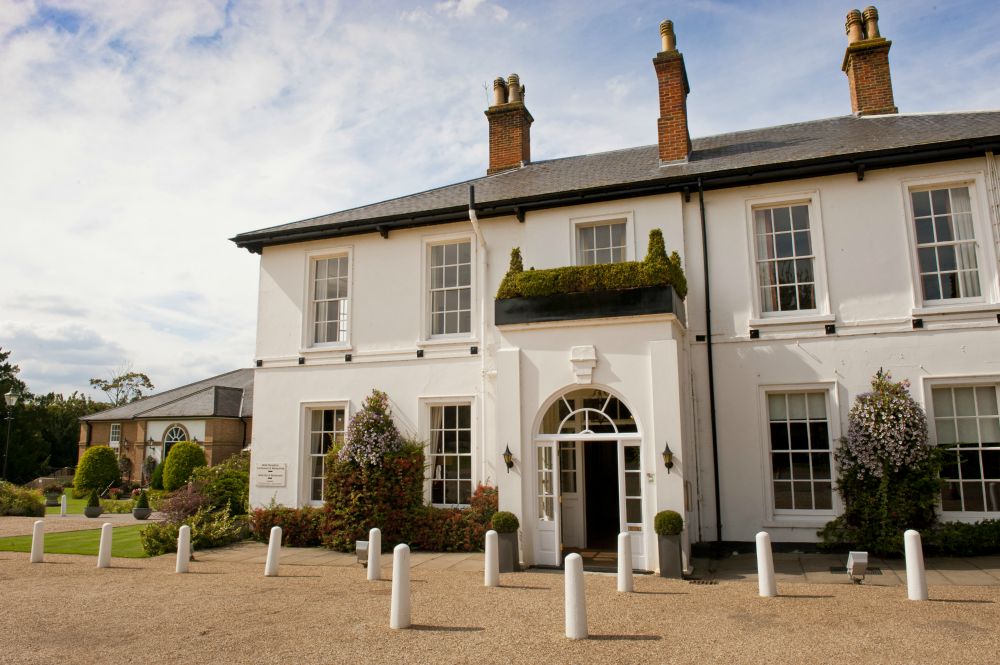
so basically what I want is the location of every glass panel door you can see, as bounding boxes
[533,442,561,566]
[618,442,645,567]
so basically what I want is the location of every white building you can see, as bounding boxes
[232,8,1000,571]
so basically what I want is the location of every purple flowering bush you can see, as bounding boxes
[819,370,942,554]
[339,389,404,466]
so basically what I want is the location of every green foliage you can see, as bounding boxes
[340,389,404,466]
[100,499,134,513]
[496,229,686,300]
[162,441,207,491]
[924,520,1000,556]
[140,507,246,556]
[654,510,684,536]
[87,489,100,508]
[89,367,154,406]
[149,462,164,490]
[819,371,942,555]
[507,247,523,273]
[491,510,519,533]
[0,480,44,517]
[134,490,150,510]
[74,445,120,492]
[249,503,325,547]
[190,451,250,515]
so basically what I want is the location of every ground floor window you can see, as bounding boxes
[430,404,472,505]
[163,424,188,459]
[932,385,1000,512]
[767,391,832,511]
[309,408,346,502]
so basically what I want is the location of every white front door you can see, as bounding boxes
[533,441,561,566]
[619,442,645,569]
[559,441,585,548]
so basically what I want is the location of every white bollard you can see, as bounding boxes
[755,531,777,597]
[97,523,113,568]
[904,529,928,601]
[564,552,588,640]
[264,526,282,577]
[30,520,44,564]
[390,543,411,629]
[617,532,633,592]
[60,494,67,517]
[176,525,191,574]
[367,528,382,581]
[484,530,499,588]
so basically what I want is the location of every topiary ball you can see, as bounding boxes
[74,445,121,492]
[491,510,520,533]
[162,441,207,491]
[654,510,683,536]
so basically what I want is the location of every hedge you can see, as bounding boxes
[496,228,687,300]
[162,441,207,491]
[0,480,44,517]
[73,445,120,492]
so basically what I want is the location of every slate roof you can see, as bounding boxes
[232,111,1000,251]
[81,369,254,421]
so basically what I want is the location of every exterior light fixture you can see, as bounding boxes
[661,441,674,473]
[4,391,15,408]
[502,445,514,473]
[2,390,17,481]
[847,551,868,584]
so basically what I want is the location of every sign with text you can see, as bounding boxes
[255,463,287,488]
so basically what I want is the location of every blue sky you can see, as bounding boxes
[1,0,998,398]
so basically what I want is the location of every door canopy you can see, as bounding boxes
[539,389,638,435]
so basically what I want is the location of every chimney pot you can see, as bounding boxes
[485,73,532,174]
[659,19,676,52]
[845,9,864,43]
[862,6,880,39]
[492,77,508,106]
[507,74,522,103]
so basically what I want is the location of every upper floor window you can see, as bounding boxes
[753,204,816,313]
[429,240,471,336]
[932,385,1000,513]
[109,423,121,448]
[766,391,833,512]
[312,255,350,344]
[910,186,981,302]
[576,221,626,265]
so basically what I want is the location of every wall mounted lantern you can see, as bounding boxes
[661,441,674,473]
[502,445,514,473]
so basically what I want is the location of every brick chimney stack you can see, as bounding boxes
[485,73,533,175]
[842,6,898,116]
[653,19,691,164]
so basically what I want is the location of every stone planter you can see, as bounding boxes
[132,507,152,520]
[658,534,683,578]
[83,506,103,518]
[497,531,521,573]
[495,285,685,327]
[44,493,60,507]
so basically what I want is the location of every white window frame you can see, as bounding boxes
[569,211,636,266]
[744,191,831,322]
[420,231,477,343]
[109,423,121,448]
[300,400,350,506]
[901,173,999,313]
[302,246,353,352]
[922,374,1000,520]
[758,382,841,524]
[419,396,476,507]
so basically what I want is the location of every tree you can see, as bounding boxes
[89,365,155,406]
[0,347,26,397]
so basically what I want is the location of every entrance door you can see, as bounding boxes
[533,441,561,566]
[559,442,585,548]
[584,441,619,550]
[619,442,646,568]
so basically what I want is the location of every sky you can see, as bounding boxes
[1,0,999,399]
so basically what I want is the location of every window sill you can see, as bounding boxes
[763,513,836,528]
[912,302,1000,317]
[299,344,353,355]
[749,314,835,328]
[417,337,479,349]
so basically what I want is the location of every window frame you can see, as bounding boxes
[300,400,350,507]
[109,423,121,448]
[419,396,476,508]
[569,211,635,266]
[421,231,477,342]
[757,382,841,523]
[744,191,831,321]
[901,173,999,312]
[923,375,1000,520]
[302,246,354,352]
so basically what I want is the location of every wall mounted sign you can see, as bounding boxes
[255,463,287,487]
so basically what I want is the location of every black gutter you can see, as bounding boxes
[232,138,1000,253]
[698,178,723,546]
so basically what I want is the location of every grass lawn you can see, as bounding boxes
[0,525,148,558]
[44,494,87,515]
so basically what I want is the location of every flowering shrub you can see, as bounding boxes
[819,370,942,554]
[338,389,404,466]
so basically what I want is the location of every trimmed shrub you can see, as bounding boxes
[496,229,687,300]
[74,445,120,492]
[134,490,150,510]
[654,510,683,536]
[149,462,164,490]
[249,504,325,547]
[491,511,519,533]
[924,520,1000,556]
[100,499,134,513]
[140,507,246,556]
[162,441,207,491]
[819,370,942,555]
[191,451,250,515]
[0,480,44,517]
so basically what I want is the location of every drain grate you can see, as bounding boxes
[829,566,882,575]
[687,578,719,585]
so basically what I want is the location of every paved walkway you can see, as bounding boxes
[195,541,1000,585]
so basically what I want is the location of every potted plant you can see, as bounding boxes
[84,489,103,518]
[42,484,64,507]
[132,489,152,520]
[655,509,684,578]
[491,511,521,572]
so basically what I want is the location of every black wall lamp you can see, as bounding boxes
[661,441,674,473]
[502,445,514,473]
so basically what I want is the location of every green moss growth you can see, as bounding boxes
[496,229,686,300]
